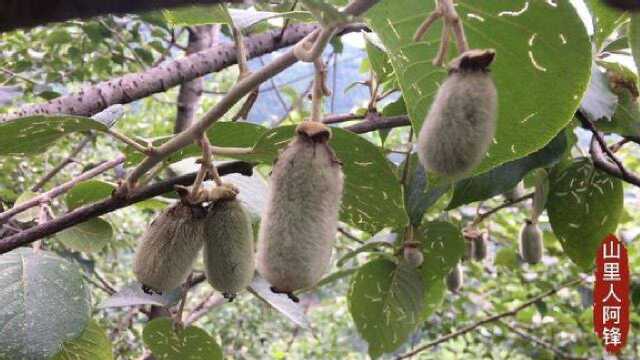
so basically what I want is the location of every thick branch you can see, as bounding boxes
[2,24,365,122]
[396,278,583,359]
[343,115,410,134]
[0,161,253,254]
[0,0,242,33]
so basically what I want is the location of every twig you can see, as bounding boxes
[579,117,628,177]
[432,23,450,66]
[590,136,640,187]
[499,320,588,360]
[107,129,154,155]
[471,193,534,227]
[343,114,410,134]
[0,155,126,223]
[439,0,468,53]
[32,134,93,191]
[184,292,226,326]
[311,58,330,122]
[396,278,583,359]
[0,161,254,253]
[322,113,365,124]
[174,273,193,327]
[413,10,442,41]
[338,226,364,244]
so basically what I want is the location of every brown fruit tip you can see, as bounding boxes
[449,49,496,72]
[296,121,332,142]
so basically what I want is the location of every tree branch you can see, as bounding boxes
[0,0,243,33]
[342,114,410,134]
[31,134,94,191]
[396,278,583,359]
[0,154,126,223]
[122,2,379,187]
[2,23,366,122]
[499,320,588,360]
[0,161,254,254]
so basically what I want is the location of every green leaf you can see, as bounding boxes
[421,278,445,321]
[419,221,465,284]
[404,155,450,225]
[98,282,181,309]
[124,121,266,165]
[630,15,640,77]
[547,158,624,270]
[13,190,40,223]
[52,320,113,360]
[447,131,567,209]
[366,0,591,176]
[248,275,311,329]
[66,180,116,210]
[57,217,113,253]
[586,0,628,50]
[364,32,393,84]
[337,232,396,267]
[143,318,222,360]
[495,246,519,269]
[250,126,407,233]
[596,61,640,137]
[299,0,348,26]
[0,248,91,359]
[348,259,425,358]
[0,115,108,155]
[163,5,310,29]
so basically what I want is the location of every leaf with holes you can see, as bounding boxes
[446,130,567,209]
[0,115,108,155]
[52,320,113,360]
[250,125,407,233]
[366,0,591,176]
[0,248,91,359]
[348,259,424,358]
[547,158,624,270]
[419,221,465,285]
[57,217,113,253]
[143,318,222,360]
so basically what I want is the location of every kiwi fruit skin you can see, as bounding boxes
[256,121,344,293]
[403,245,424,268]
[519,220,543,265]
[462,238,475,262]
[203,199,255,297]
[473,233,488,261]
[446,263,464,293]
[133,202,206,293]
[417,49,497,179]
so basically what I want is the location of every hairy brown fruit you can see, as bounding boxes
[133,202,206,293]
[462,238,475,262]
[603,0,640,11]
[446,263,464,293]
[417,49,498,178]
[473,233,488,261]
[403,244,424,268]
[519,220,543,265]
[203,198,255,300]
[256,121,344,293]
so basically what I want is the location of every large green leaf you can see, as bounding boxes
[0,115,108,155]
[124,121,267,165]
[586,0,628,50]
[57,217,114,253]
[52,320,113,360]
[348,259,425,358]
[143,318,222,360]
[0,248,91,359]
[419,221,465,284]
[404,155,450,225]
[250,125,407,233]
[446,130,568,209]
[366,0,591,176]
[547,158,624,270]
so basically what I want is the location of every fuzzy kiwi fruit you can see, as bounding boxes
[446,263,464,293]
[473,233,488,261]
[519,220,543,265]
[133,202,206,294]
[203,198,255,300]
[403,244,424,268]
[256,121,344,295]
[417,49,498,179]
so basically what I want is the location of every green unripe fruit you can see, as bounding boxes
[417,49,498,179]
[403,244,424,268]
[257,121,344,294]
[203,198,255,300]
[133,202,206,293]
[519,220,543,265]
[446,263,464,293]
